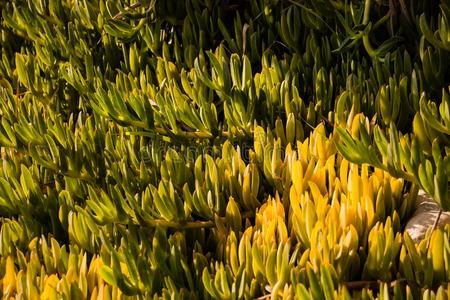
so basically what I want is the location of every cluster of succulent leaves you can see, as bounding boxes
[0,0,450,298]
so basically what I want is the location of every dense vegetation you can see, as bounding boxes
[0,0,449,298]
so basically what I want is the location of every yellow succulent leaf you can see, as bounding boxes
[87,256,103,292]
[311,161,327,195]
[339,160,349,194]
[292,160,304,196]
[430,229,446,283]
[308,182,328,221]
[41,274,59,300]
[349,164,361,205]
[226,196,242,233]
[326,155,336,194]
[90,286,98,300]
[297,139,310,165]
[3,256,16,295]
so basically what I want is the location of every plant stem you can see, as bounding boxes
[362,0,377,58]
[127,126,254,140]
[142,219,215,229]
[135,211,255,230]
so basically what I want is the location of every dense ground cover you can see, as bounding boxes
[0,0,449,298]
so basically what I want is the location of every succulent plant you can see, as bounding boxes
[0,0,449,299]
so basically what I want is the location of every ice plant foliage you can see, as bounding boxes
[0,0,449,299]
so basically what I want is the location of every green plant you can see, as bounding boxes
[0,0,449,299]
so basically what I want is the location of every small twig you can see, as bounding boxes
[398,0,412,24]
[344,278,420,291]
[321,115,334,127]
[135,212,255,230]
[113,1,142,20]
[426,208,443,250]
[126,125,254,140]
[300,116,316,130]
[286,0,335,32]
[345,280,379,290]
[142,219,215,229]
